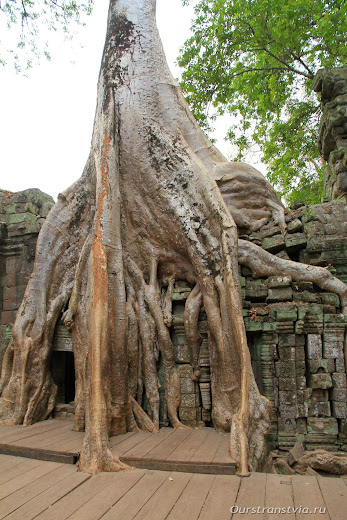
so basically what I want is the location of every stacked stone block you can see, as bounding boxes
[0,189,54,363]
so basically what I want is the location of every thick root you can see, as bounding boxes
[238,239,347,311]
[131,396,158,432]
[184,283,203,381]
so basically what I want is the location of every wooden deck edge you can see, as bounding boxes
[120,457,237,475]
[0,443,79,465]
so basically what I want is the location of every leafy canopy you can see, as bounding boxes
[0,1,93,71]
[179,0,347,205]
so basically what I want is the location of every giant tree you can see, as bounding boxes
[0,0,346,476]
[179,0,347,204]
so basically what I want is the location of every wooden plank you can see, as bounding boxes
[109,431,137,448]
[318,476,347,520]
[8,423,73,448]
[133,472,192,520]
[49,432,84,453]
[68,469,146,520]
[33,428,77,449]
[0,420,69,443]
[231,472,266,519]
[0,444,77,464]
[291,475,330,520]
[265,474,295,520]
[6,469,91,520]
[199,474,240,520]
[0,463,76,518]
[0,425,21,435]
[121,457,236,475]
[141,430,192,461]
[35,472,128,520]
[166,428,209,462]
[212,433,234,464]
[101,470,169,520]
[122,428,174,459]
[40,431,83,452]
[0,457,43,485]
[190,430,225,463]
[0,454,34,472]
[111,432,153,458]
[166,473,215,520]
[0,460,63,501]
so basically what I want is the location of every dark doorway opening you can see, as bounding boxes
[51,351,75,404]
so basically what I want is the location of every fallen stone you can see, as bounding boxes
[294,450,347,475]
[287,441,305,466]
[274,458,294,475]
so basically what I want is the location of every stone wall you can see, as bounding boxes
[0,189,54,364]
[240,200,347,452]
[170,201,347,452]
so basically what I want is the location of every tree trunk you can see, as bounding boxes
[1,0,346,475]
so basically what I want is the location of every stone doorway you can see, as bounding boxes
[51,322,75,418]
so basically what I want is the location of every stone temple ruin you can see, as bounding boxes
[1,177,346,456]
[1,1,347,471]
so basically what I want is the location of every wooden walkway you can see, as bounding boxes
[0,454,345,519]
[0,419,236,474]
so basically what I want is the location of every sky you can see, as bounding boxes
[0,0,236,200]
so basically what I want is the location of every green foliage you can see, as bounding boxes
[179,0,347,204]
[0,0,93,71]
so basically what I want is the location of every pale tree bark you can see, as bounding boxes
[1,0,346,476]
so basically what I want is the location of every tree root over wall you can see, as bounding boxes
[1,0,346,476]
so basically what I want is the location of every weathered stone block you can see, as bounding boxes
[330,388,347,401]
[323,332,344,358]
[307,417,338,435]
[275,361,296,378]
[0,311,16,325]
[245,285,268,301]
[296,404,306,419]
[278,417,296,432]
[331,401,347,419]
[285,232,307,251]
[179,407,197,421]
[175,343,190,364]
[278,334,296,347]
[293,291,321,303]
[180,393,199,408]
[279,390,297,407]
[335,357,346,372]
[306,334,322,359]
[295,334,306,346]
[296,376,306,391]
[278,346,295,361]
[287,219,303,233]
[310,389,329,402]
[270,304,297,322]
[279,378,296,391]
[307,358,335,374]
[320,293,340,307]
[279,406,298,419]
[295,346,306,361]
[308,401,331,417]
[267,287,293,303]
[262,234,285,253]
[309,373,333,389]
[296,418,307,434]
[287,442,305,466]
[295,361,306,376]
[332,373,347,388]
[268,276,292,288]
